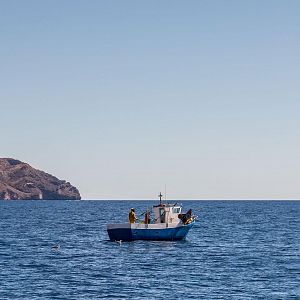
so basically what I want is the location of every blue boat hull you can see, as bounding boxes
[107,222,195,241]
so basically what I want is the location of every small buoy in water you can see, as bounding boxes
[52,244,60,250]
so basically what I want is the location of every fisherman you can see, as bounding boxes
[144,210,151,224]
[128,208,137,224]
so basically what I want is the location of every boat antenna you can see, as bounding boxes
[158,192,163,205]
[165,184,167,203]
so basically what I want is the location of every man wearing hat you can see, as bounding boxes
[129,208,138,224]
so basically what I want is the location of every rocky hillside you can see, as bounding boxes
[0,158,81,200]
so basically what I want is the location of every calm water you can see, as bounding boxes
[0,200,299,299]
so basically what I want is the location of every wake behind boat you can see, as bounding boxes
[107,193,197,241]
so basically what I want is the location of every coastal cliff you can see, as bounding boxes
[0,158,81,200]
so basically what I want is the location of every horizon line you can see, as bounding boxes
[80,198,300,201]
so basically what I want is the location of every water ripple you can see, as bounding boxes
[0,200,299,299]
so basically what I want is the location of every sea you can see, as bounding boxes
[0,200,299,300]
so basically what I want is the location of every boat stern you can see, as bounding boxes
[107,223,133,241]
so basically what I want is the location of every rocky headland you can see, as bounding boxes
[0,158,81,200]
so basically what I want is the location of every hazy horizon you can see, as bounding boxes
[79,198,300,201]
[1,1,299,200]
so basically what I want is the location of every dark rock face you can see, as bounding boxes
[0,158,81,200]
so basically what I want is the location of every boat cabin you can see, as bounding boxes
[152,204,182,224]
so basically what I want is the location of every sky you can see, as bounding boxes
[0,0,299,200]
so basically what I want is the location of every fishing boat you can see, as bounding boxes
[107,193,196,241]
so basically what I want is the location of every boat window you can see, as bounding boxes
[159,208,165,223]
[173,207,181,214]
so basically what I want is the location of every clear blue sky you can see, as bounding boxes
[1,1,299,199]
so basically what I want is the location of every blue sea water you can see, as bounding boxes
[0,200,299,300]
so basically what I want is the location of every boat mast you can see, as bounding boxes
[158,192,163,205]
